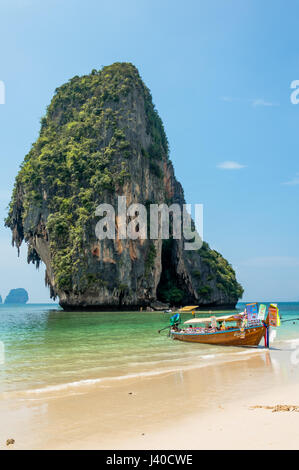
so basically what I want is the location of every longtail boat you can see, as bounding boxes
[170,315,266,346]
[164,303,280,348]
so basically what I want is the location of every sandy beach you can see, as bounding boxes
[1,346,299,450]
[115,383,299,451]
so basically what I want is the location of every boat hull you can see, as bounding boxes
[171,325,266,347]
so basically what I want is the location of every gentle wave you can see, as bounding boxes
[201,354,217,360]
[128,353,219,367]
[277,337,299,346]
[22,366,209,395]
[10,350,268,398]
[235,349,266,356]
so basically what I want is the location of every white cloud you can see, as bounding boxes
[221,96,237,102]
[217,161,246,170]
[282,173,299,186]
[221,96,279,107]
[251,99,279,107]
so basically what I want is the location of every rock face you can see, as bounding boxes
[5,63,243,310]
[5,288,29,304]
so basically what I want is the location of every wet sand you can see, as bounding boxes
[1,346,299,450]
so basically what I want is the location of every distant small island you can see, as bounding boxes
[5,288,29,304]
[0,295,2,304]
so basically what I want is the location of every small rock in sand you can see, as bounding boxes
[6,439,15,446]
[250,404,299,413]
[272,405,299,413]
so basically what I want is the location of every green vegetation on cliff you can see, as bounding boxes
[157,240,243,306]
[198,242,243,300]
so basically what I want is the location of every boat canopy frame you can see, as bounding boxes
[183,315,243,325]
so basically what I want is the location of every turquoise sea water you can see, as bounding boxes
[0,302,299,395]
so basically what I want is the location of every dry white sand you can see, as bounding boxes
[107,384,299,450]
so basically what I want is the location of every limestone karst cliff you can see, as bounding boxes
[5,63,243,310]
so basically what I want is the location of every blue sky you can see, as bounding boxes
[0,0,298,302]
